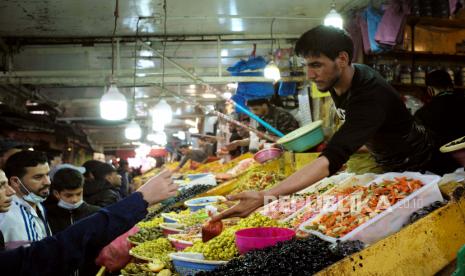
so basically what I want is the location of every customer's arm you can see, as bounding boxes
[0,170,177,276]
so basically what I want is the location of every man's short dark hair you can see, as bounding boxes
[46,150,62,162]
[51,168,84,191]
[82,160,103,178]
[93,163,116,181]
[0,141,26,156]
[179,144,190,149]
[4,151,48,179]
[295,25,354,63]
[426,69,453,89]
[246,98,269,107]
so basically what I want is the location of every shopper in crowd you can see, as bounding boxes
[213,25,443,221]
[224,97,299,152]
[0,151,52,249]
[415,69,465,160]
[0,169,16,250]
[46,150,62,171]
[0,141,24,170]
[84,162,121,207]
[117,159,131,198]
[45,166,101,276]
[225,116,250,158]
[45,166,100,234]
[82,160,102,182]
[174,144,208,171]
[0,170,178,276]
[198,136,215,157]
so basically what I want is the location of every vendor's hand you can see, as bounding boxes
[210,191,265,222]
[224,141,240,151]
[137,169,178,205]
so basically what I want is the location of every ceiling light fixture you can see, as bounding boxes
[222,92,232,99]
[324,3,343,29]
[125,119,142,140]
[264,60,281,82]
[154,99,173,125]
[185,119,197,127]
[264,18,281,82]
[100,84,128,120]
[188,127,199,134]
[226,83,238,89]
[100,0,128,120]
[202,93,217,99]
[139,50,153,57]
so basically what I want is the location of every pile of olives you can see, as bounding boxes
[185,213,281,261]
[128,227,164,244]
[198,236,364,275]
[131,238,175,267]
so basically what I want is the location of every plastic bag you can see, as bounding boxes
[95,226,139,272]
[202,207,223,242]
[227,56,267,72]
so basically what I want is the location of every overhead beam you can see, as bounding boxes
[3,33,299,46]
[141,42,205,84]
[17,41,295,55]
[0,75,304,87]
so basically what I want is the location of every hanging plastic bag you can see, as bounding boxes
[278,81,297,96]
[95,226,139,272]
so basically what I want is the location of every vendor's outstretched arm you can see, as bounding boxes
[212,156,330,221]
[265,156,330,197]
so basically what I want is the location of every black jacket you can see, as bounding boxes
[45,202,100,234]
[83,180,121,208]
[322,64,434,174]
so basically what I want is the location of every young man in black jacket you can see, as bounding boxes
[46,166,100,234]
[45,167,101,276]
[0,169,178,275]
[84,162,122,207]
[213,25,440,221]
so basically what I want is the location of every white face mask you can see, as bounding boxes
[18,178,48,204]
[57,199,84,210]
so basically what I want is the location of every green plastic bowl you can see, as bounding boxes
[277,120,324,152]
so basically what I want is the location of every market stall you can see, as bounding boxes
[109,150,464,276]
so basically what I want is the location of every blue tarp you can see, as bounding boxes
[228,55,274,114]
[278,81,297,96]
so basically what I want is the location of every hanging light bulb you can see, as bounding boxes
[124,119,142,140]
[264,60,281,82]
[152,118,165,132]
[188,127,199,134]
[175,107,182,115]
[154,99,173,125]
[324,3,343,29]
[176,131,186,140]
[147,132,167,145]
[222,92,232,99]
[100,84,128,120]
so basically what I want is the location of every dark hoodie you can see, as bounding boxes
[83,179,121,208]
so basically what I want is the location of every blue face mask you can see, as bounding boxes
[58,199,84,210]
[17,178,48,204]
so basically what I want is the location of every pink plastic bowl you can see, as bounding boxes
[168,237,193,251]
[253,148,283,164]
[235,227,295,254]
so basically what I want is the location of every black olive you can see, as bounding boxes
[196,235,365,276]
